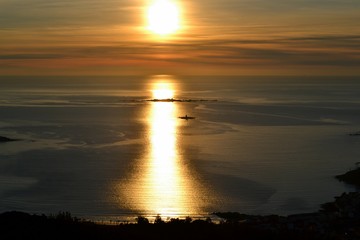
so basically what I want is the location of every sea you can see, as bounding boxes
[0,75,359,222]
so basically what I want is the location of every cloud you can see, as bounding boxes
[0,33,359,69]
[0,54,65,60]
[0,0,140,28]
[0,0,359,74]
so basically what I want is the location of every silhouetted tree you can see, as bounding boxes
[154,215,164,224]
[136,216,149,225]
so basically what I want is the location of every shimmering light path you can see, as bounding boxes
[116,76,208,218]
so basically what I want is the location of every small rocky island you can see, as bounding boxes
[146,98,218,102]
[336,165,360,187]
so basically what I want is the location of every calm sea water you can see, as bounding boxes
[0,75,360,221]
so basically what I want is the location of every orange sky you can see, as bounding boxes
[0,0,359,76]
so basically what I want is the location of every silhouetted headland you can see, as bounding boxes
[336,164,360,187]
[0,136,18,143]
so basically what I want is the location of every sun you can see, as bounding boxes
[147,0,180,35]
[152,82,174,99]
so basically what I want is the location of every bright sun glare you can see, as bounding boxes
[152,82,174,99]
[147,0,180,35]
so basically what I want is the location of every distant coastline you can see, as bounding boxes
[349,131,360,136]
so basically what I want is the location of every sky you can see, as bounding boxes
[0,0,359,76]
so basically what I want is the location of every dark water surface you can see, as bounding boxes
[0,75,359,221]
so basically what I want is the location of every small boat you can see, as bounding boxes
[178,115,196,120]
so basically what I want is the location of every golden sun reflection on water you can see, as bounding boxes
[117,76,207,218]
[146,101,184,215]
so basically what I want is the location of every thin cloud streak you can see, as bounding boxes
[1,34,359,71]
[0,0,141,28]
